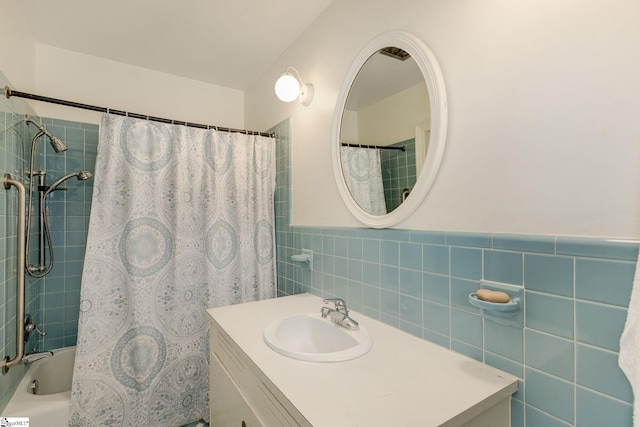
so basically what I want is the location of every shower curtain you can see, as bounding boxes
[69,114,276,426]
[340,146,387,215]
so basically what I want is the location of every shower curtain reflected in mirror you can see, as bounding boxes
[69,113,276,426]
[340,146,387,215]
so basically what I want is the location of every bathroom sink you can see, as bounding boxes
[263,313,373,362]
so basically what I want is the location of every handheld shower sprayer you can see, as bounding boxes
[42,170,94,197]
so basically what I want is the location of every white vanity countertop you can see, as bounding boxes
[207,293,518,427]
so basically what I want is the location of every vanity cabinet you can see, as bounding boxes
[210,323,309,426]
[208,294,518,427]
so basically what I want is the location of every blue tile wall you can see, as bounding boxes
[576,386,633,427]
[576,301,627,352]
[272,118,637,426]
[35,118,96,351]
[0,71,32,412]
[380,138,416,212]
[525,330,573,381]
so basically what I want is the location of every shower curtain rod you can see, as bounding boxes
[341,142,407,151]
[4,86,275,138]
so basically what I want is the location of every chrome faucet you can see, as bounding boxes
[321,298,359,330]
[24,314,46,343]
[22,351,53,364]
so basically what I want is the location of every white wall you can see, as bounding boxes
[0,0,35,93]
[245,0,640,239]
[32,44,245,128]
[341,110,359,144]
[358,83,429,146]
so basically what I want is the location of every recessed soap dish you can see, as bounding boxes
[468,281,524,327]
[468,293,520,312]
[291,249,313,270]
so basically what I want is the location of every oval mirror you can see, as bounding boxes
[332,31,447,228]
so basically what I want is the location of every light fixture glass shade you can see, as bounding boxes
[275,73,301,102]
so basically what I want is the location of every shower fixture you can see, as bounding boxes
[26,115,68,153]
[42,170,93,198]
[23,116,92,277]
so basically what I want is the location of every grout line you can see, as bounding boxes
[573,255,578,426]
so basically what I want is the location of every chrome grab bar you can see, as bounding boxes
[3,173,26,374]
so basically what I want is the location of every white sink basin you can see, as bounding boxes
[263,313,373,362]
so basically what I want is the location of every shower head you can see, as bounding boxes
[77,170,93,181]
[26,117,68,153]
[43,170,93,197]
[47,135,68,154]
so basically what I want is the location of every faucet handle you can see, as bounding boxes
[24,314,46,341]
[320,306,331,318]
[323,298,348,313]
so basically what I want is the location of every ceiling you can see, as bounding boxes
[346,53,424,110]
[16,0,335,90]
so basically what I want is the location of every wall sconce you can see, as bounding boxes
[275,66,314,106]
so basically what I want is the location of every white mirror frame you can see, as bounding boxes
[331,31,448,228]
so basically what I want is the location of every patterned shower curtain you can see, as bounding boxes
[69,113,276,426]
[340,146,387,215]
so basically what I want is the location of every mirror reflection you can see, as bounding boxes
[339,47,430,215]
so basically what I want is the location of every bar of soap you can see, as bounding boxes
[475,289,510,303]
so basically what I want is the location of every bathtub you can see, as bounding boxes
[2,346,75,427]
